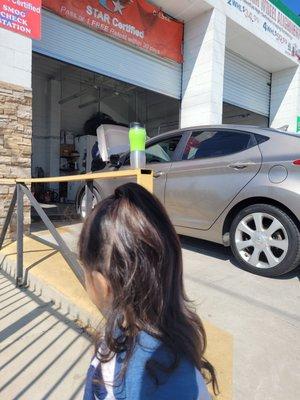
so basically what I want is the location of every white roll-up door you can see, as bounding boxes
[33,10,182,99]
[223,50,271,116]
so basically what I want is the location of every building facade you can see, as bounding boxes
[0,0,299,229]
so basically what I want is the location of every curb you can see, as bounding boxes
[0,252,100,329]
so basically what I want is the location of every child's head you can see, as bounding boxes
[79,182,182,325]
[79,182,217,392]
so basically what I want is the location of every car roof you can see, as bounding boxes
[147,124,298,142]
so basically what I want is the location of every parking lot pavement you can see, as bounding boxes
[180,236,300,400]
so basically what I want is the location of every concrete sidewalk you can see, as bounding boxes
[0,270,93,400]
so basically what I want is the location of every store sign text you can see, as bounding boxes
[226,0,300,61]
[0,0,41,39]
[85,6,144,38]
[42,0,183,63]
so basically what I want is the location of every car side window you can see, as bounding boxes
[183,130,252,160]
[122,136,181,166]
[145,136,181,164]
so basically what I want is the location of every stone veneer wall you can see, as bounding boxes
[0,81,32,238]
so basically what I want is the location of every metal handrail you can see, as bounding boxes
[0,169,153,287]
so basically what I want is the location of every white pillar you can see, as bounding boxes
[0,29,32,231]
[270,66,300,132]
[180,8,226,128]
[0,29,32,88]
[47,79,61,187]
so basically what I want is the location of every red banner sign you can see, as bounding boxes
[42,0,183,63]
[0,0,41,40]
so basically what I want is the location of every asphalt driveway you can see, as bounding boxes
[180,235,300,400]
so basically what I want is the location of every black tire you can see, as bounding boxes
[230,204,300,277]
[76,186,101,219]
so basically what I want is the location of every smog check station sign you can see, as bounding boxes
[0,0,41,39]
[43,0,183,63]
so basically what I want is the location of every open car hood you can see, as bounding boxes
[96,124,130,162]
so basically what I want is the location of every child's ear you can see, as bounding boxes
[90,270,112,315]
[92,270,111,295]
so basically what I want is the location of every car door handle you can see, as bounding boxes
[153,171,164,178]
[228,162,255,170]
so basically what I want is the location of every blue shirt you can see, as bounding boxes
[84,331,211,400]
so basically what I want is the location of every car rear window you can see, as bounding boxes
[183,130,252,160]
[254,134,270,144]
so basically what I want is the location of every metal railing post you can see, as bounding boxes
[16,183,24,287]
[21,184,85,286]
[0,169,153,288]
[0,187,17,250]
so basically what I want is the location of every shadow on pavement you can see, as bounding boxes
[0,269,92,400]
[180,235,231,261]
[180,235,300,282]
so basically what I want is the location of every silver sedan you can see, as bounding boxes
[76,125,300,277]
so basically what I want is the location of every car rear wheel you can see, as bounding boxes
[230,204,300,277]
[77,187,101,219]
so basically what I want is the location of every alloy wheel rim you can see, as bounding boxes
[235,212,289,269]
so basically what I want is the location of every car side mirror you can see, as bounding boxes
[109,154,121,167]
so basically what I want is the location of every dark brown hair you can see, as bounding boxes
[79,182,218,394]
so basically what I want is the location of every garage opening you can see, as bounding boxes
[31,53,180,212]
[222,103,269,126]
[223,50,271,127]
